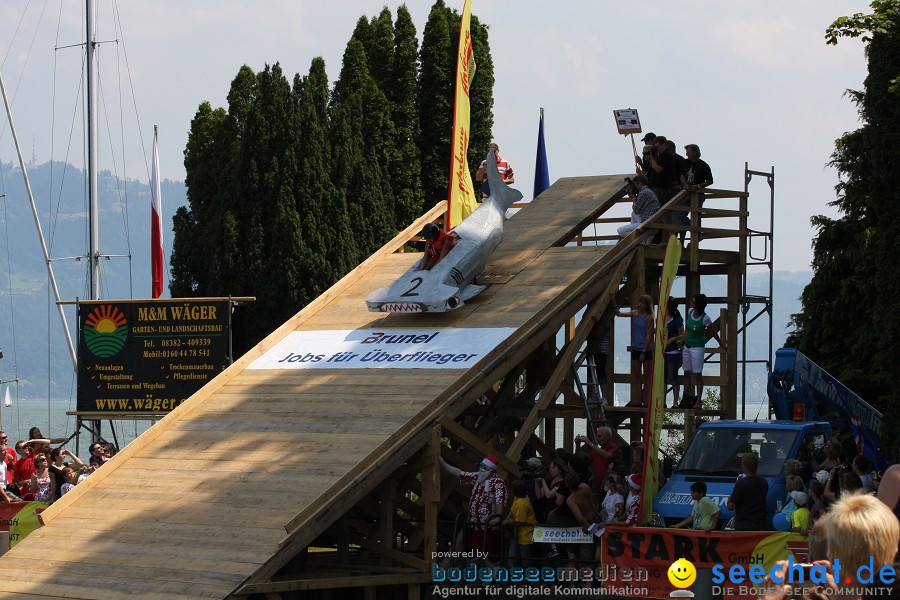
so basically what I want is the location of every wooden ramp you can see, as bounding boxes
[0,174,654,599]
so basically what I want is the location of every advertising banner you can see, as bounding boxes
[77,299,231,413]
[247,328,516,370]
[602,527,811,600]
[0,501,48,547]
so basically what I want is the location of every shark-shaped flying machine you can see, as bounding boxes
[366,148,524,313]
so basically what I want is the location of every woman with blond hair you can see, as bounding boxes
[611,292,655,407]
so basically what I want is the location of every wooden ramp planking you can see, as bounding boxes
[0,175,631,599]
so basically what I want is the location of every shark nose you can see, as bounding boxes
[447,296,460,310]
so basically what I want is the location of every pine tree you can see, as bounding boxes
[467,15,495,174]
[418,0,454,206]
[390,5,425,228]
[790,2,900,457]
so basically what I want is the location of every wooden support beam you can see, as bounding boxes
[505,256,631,461]
[440,416,519,475]
[237,573,431,595]
[423,423,441,564]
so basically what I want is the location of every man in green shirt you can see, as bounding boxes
[674,481,721,532]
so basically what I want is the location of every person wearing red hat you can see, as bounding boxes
[439,453,508,565]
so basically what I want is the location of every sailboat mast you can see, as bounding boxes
[86,0,100,301]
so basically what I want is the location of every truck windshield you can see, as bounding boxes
[676,428,800,477]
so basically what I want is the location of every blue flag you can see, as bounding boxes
[533,109,550,199]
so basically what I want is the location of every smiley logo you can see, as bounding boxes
[668,558,697,588]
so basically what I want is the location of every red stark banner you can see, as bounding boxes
[601,526,809,600]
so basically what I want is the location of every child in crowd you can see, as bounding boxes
[673,481,721,531]
[780,475,803,520]
[504,480,537,569]
[790,491,810,535]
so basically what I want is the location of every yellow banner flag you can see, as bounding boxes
[446,0,478,230]
[641,234,682,525]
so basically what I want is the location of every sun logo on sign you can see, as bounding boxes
[83,305,128,357]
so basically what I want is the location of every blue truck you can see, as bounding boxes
[653,347,886,528]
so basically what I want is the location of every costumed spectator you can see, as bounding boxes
[504,480,537,569]
[575,426,622,506]
[681,293,722,409]
[789,491,811,535]
[673,481,721,531]
[585,308,613,404]
[28,453,55,503]
[727,454,769,531]
[612,472,643,526]
[852,455,875,492]
[611,292,655,406]
[678,144,714,234]
[438,454,508,566]
[663,297,685,408]
[417,223,458,271]
[475,142,514,199]
[617,176,660,238]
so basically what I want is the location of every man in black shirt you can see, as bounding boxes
[678,144,714,236]
[727,453,769,531]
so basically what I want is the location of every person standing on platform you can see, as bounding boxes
[611,292,655,406]
[439,453,508,566]
[475,142,515,200]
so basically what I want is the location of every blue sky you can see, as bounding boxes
[0,0,871,271]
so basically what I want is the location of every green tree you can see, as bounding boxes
[790,1,900,458]
[418,0,454,206]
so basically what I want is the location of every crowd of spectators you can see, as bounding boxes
[620,131,714,241]
[1,427,113,504]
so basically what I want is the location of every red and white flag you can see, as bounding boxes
[151,125,163,298]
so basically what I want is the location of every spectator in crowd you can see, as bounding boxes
[825,467,863,502]
[48,449,85,501]
[475,142,514,199]
[520,457,546,524]
[575,426,622,506]
[26,427,66,453]
[59,467,79,496]
[537,458,568,519]
[585,308,613,404]
[807,480,828,524]
[28,453,55,503]
[807,513,829,562]
[0,433,21,502]
[504,480,537,569]
[611,292,655,407]
[673,481,721,531]
[647,135,677,206]
[601,473,626,524]
[682,293,722,409]
[727,454,769,530]
[438,453,508,566]
[417,223,459,271]
[827,493,899,596]
[877,463,900,515]
[566,471,598,566]
[852,455,875,492]
[678,144,714,235]
[811,439,842,473]
[81,456,103,481]
[780,475,804,521]
[617,176,660,238]
[790,491,811,535]
[13,440,41,499]
[663,297,685,408]
[634,145,655,179]
[568,452,593,491]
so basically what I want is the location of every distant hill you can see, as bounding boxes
[0,159,185,397]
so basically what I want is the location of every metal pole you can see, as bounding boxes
[86,0,100,300]
[0,71,78,367]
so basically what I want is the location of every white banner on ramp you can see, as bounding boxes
[247,328,516,370]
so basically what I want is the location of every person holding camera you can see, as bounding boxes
[617,175,660,237]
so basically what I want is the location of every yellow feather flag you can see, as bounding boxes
[445,0,478,230]
[641,234,683,526]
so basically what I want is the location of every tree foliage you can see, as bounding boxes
[173,2,494,352]
[790,1,900,459]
